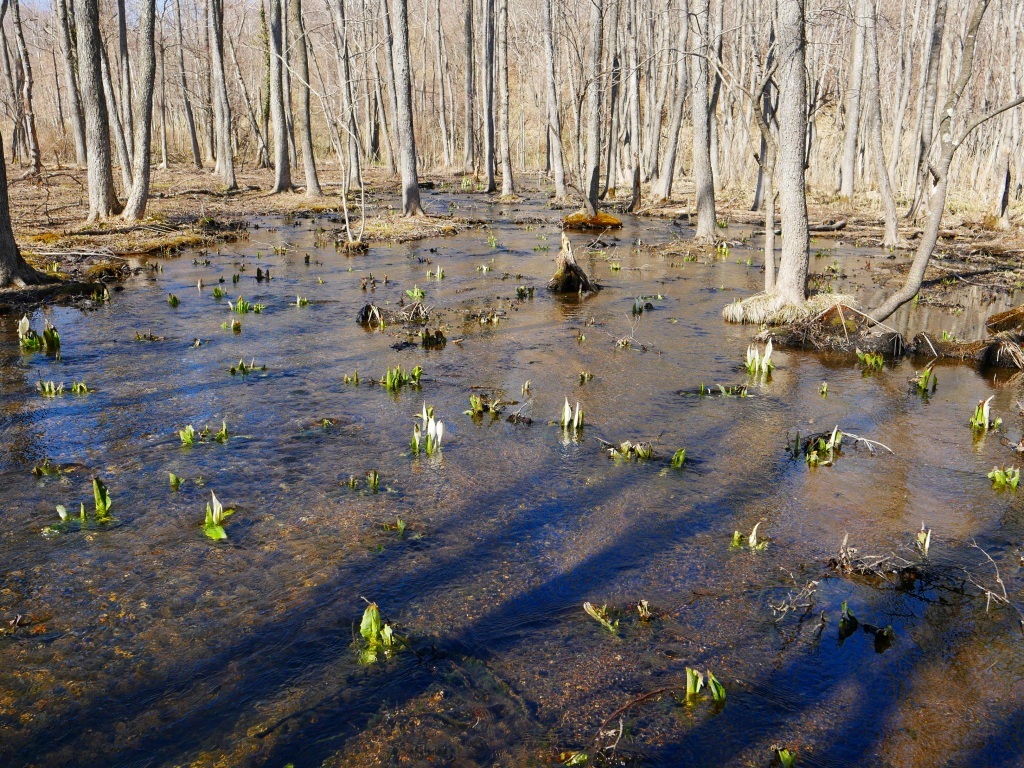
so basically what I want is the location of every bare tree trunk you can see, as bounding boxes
[775,0,809,306]
[691,0,717,241]
[116,0,133,158]
[55,0,87,166]
[100,45,134,192]
[158,24,168,170]
[0,134,47,287]
[291,0,320,195]
[177,0,203,169]
[123,0,156,221]
[268,0,292,192]
[434,0,453,168]
[482,0,496,192]
[330,0,360,189]
[210,0,237,189]
[863,0,898,248]
[583,0,603,212]
[389,0,423,215]
[838,0,867,199]
[497,0,513,196]
[10,0,40,176]
[655,4,688,201]
[542,0,567,199]
[462,0,475,173]
[907,0,947,216]
[74,0,120,220]
[380,0,400,174]
[997,155,1012,230]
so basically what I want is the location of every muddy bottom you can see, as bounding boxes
[2,188,1024,768]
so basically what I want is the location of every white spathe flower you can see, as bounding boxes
[17,315,30,340]
[435,421,444,447]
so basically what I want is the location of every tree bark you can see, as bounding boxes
[210,0,237,190]
[691,0,717,241]
[291,0,320,195]
[482,0,496,192]
[655,3,688,201]
[116,0,133,158]
[122,0,156,221]
[389,0,423,215]
[838,0,867,200]
[583,0,603,212]
[863,0,898,248]
[0,133,47,287]
[497,0,513,196]
[775,0,809,305]
[10,0,40,176]
[55,0,87,166]
[268,0,292,192]
[541,0,567,199]
[73,0,120,220]
[462,0,474,173]
[100,44,134,192]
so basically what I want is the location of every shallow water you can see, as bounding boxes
[2,189,1024,768]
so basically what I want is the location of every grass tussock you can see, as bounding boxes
[722,292,857,325]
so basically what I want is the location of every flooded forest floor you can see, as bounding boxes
[2,168,1024,768]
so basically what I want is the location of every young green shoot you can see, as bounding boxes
[295,296,309,307]
[70,381,91,395]
[180,424,197,446]
[411,403,444,455]
[382,365,423,392]
[37,380,64,397]
[805,426,843,467]
[916,523,932,557]
[731,522,768,551]
[707,670,726,702]
[856,349,884,370]
[685,667,705,701]
[92,477,112,520]
[988,466,1020,490]
[202,491,234,540]
[970,396,1001,432]
[582,602,618,633]
[229,358,266,376]
[819,382,828,397]
[671,449,687,468]
[169,472,182,491]
[405,285,425,302]
[213,421,229,444]
[744,340,774,377]
[914,366,937,395]
[167,293,180,307]
[367,470,380,493]
[358,602,405,663]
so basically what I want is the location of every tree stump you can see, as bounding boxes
[548,234,600,293]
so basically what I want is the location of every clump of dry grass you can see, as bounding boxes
[722,292,857,325]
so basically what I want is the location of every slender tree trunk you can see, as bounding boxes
[268,0,292,192]
[691,0,717,241]
[838,0,867,199]
[116,0,133,158]
[583,0,603,212]
[482,0,496,192]
[55,0,87,166]
[863,0,898,247]
[462,0,475,173]
[497,0,513,196]
[331,0,360,189]
[290,0,320,195]
[389,0,423,215]
[434,0,453,168]
[907,0,947,216]
[10,0,40,176]
[775,0,809,305]
[123,0,156,221]
[175,0,203,169]
[542,0,567,199]
[73,0,120,220]
[210,0,237,189]
[655,5,688,201]
[159,28,168,170]
[100,45,133,192]
[380,0,400,174]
